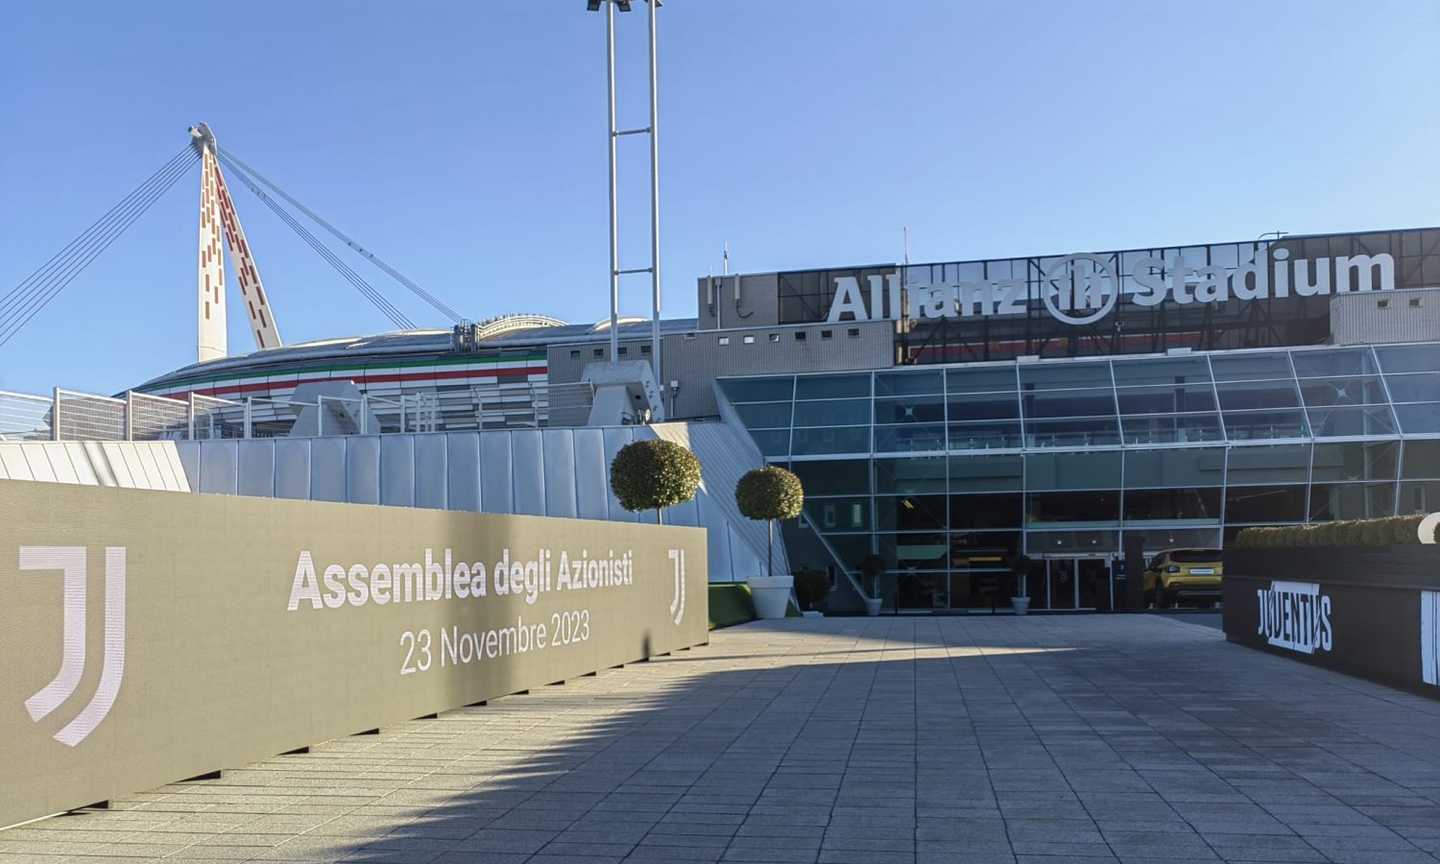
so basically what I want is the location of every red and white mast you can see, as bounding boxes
[189,123,281,361]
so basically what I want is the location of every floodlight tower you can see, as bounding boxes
[586,0,663,391]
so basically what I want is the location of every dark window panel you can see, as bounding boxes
[877,532,948,570]
[1210,353,1294,381]
[1215,379,1301,410]
[1025,451,1123,490]
[733,401,792,429]
[1221,409,1309,440]
[1025,490,1121,524]
[949,493,1023,530]
[1376,344,1440,374]
[1401,440,1440,480]
[790,426,870,456]
[718,376,793,403]
[948,421,1024,450]
[1395,403,1440,434]
[1298,377,1388,407]
[1305,405,1398,438]
[1025,418,1122,448]
[790,459,871,496]
[948,392,1021,420]
[1120,413,1225,445]
[1311,441,1399,482]
[874,394,945,423]
[945,367,1019,394]
[1117,384,1217,414]
[804,496,869,532]
[795,373,871,399]
[1224,484,1307,523]
[1399,480,1440,514]
[1384,373,1440,403]
[948,454,1023,493]
[748,429,790,457]
[1124,447,1226,488]
[1021,388,1117,419]
[1308,482,1396,522]
[874,424,947,453]
[1110,356,1213,387]
[1291,348,1379,377]
[950,531,1022,570]
[875,455,947,494]
[1122,487,1223,521]
[1225,443,1311,483]
[792,399,870,427]
[875,494,947,531]
[875,370,943,396]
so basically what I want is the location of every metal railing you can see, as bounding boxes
[4,382,596,443]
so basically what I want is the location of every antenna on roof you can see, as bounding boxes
[722,242,729,276]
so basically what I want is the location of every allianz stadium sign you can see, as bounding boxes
[826,248,1396,327]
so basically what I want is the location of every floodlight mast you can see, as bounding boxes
[587,0,663,394]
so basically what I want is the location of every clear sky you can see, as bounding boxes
[1,1,1437,395]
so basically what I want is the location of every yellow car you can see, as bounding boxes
[1143,548,1223,609]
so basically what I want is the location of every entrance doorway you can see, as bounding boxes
[1038,556,1114,611]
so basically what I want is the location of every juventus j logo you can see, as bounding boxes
[668,548,686,627]
[20,547,127,747]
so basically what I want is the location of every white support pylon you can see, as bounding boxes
[190,123,282,362]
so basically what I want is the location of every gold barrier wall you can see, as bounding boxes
[0,480,708,828]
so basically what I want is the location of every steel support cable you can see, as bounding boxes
[0,151,199,336]
[0,144,194,315]
[218,148,461,322]
[0,151,200,348]
[222,161,415,330]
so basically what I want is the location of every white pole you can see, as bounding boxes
[647,0,662,390]
[606,1,620,365]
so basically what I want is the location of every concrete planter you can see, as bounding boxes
[748,575,793,620]
[1011,596,1030,615]
[863,597,883,617]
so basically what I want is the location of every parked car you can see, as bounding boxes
[1143,548,1223,608]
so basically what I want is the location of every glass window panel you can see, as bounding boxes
[948,391,1020,420]
[1124,447,1226,488]
[1226,444,1310,484]
[1024,417,1122,447]
[875,494,947,531]
[1399,480,1440,514]
[877,532,948,570]
[1209,353,1294,381]
[805,496,869,531]
[874,394,945,424]
[733,401,792,429]
[1309,483,1396,521]
[875,455,947,493]
[948,421,1024,450]
[1025,451,1122,490]
[1124,528,1222,553]
[1110,356,1214,386]
[1221,409,1309,440]
[1395,403,1440,434]
[1376,344,1440,374]
[1215,379,1300,410]
[949,493,1023,530]
[1026,530,1118,554]
[945,367,1018,394]
[1311,441,1399,482]
[790,426,869,455]
[1122,488,1223,522]
[790,459,870,496]
[874,424,947,453]
[748,429,790,457]
[1402,440,1440,479]
[819,533,875,572]
[950,531,1022,570]
[1022,388,1117,419]
[1026,491,1121,524]
[1117,384,1217,414]
[718,376,793,403]
[1121,413,1225,445]
[1224,484,1307,523]
[792,399,870,427]
[1305,405,1397,437]
[948,454,1023,492]
[1019,362,1113,390]
[875,369,943,396]
[1383,373,1440,403]
[1299,377,1388,407]
[1290,348,1379,377]
[794,373,870,399]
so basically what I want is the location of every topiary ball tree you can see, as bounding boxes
[609,438,702,524]
[735,465,804,580]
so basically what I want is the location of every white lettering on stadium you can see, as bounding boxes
[826,248,1396,326]
[286,547,634,612]
[1256,580,1333,655]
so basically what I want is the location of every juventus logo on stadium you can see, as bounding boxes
[19,547,127,747]
[1419,513,1440,544]
[668,548,685,626]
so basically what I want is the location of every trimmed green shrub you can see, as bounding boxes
[858,552,887,598]
[709,583,756,629]
[793,566,830,611]
[735,466,804,580]
[1233,515,1427,549]
[609,439,702,521]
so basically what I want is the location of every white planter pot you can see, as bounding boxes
[749,576,793,620]
[1011,596,1030,615]
[863,597,883,617]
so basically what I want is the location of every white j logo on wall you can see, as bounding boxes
[668,548,685,627]
[17,547,127,746]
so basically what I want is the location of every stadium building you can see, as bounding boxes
[123,226,1440,612]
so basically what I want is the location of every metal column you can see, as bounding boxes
[604,1,620,365]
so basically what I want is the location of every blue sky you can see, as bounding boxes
[1,1,1436,395]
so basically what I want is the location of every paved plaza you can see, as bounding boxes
[4,615,1440,863]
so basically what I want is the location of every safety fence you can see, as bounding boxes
[5,382,595,442]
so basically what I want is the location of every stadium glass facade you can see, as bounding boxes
[718,341,1440,612]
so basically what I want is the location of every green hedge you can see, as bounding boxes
[709,584,756,630]
[1233,515,1427,549]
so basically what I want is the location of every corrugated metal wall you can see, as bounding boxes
[1331,288,1440,345]
[0,440,189,491]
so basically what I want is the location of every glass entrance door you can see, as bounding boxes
[1047,559,1077,609]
